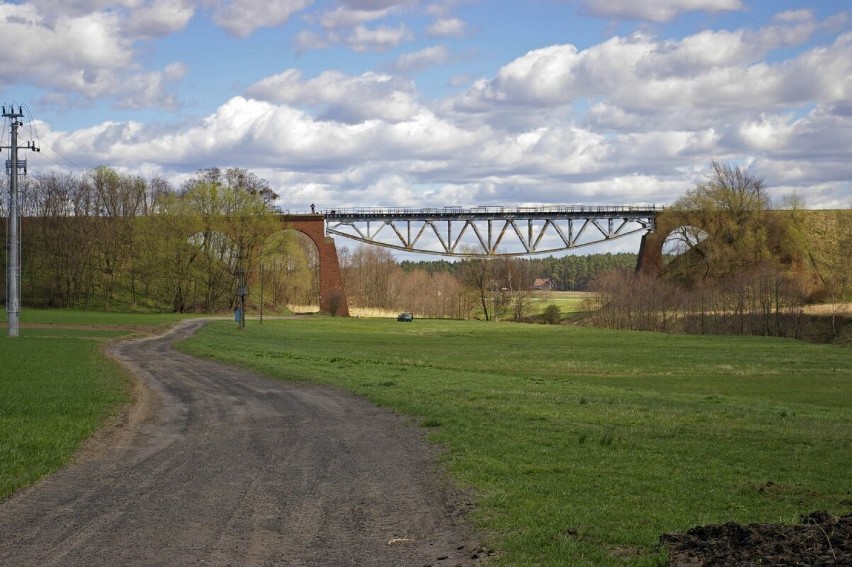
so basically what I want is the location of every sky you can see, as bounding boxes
[1,0,850,224]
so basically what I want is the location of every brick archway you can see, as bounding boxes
[279,215,349,317]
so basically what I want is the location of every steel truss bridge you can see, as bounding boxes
[322,205,660,257]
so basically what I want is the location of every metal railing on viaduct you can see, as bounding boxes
[318,205,661,257]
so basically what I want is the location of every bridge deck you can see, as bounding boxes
[319,204,660,221]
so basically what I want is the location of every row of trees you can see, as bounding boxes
[587,161,851,339]
[587,267,811,338]
[345,247,638,321]
[1,166,311,312]
[339,246,473,318]
[399,252,636,292]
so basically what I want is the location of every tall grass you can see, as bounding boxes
[179,318,852,566]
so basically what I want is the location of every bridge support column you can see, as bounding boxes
[281,215,350,317]
[636,230,665,276]
[635,211,673,277]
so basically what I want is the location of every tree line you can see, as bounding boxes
[586,161,851,340]
[0,166,315,313]
[400,253,637,292]
[340,247,634,320]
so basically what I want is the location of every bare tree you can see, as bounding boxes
[459,256,494,321]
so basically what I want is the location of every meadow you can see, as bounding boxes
[178,317,852,566]
[528,290,590,316]
[0,310,186,499]
[2,310,850,565]
[0,329,127,499]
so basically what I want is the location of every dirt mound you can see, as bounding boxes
[661,511,852,566]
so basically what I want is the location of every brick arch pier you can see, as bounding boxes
[279,215,350,317]
[636,210,676,277]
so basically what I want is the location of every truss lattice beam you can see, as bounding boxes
[322,205,659,257]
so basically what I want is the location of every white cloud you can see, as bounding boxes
[125,0,195,37]
[8,0,195,35]
[737,114,796,151]
[293,29,330,51]
[427,17,466,38]
[454,16,850,131]
[577,0,743,22]
[0,5,184,106]
[318,5,397,28]
[296,22,415,53]
[0,1,194,111]
[210,0,312,37]
[295,0,423,52]
[393,46,451,72]
[246,70,420,123]
[340,0,415,10]
[345,23,414,51]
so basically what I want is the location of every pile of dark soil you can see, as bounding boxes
[661,511,852,566]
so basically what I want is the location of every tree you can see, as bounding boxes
[495,257,534,321]
[140,189,202,312]
[667,160,774,282]
[181,169,277,312]
[259,230,317,308]
[343,245,400,310]
[86,166,148,309]
[459,256,495,321]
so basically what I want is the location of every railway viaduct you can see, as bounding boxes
[280,205,671,317]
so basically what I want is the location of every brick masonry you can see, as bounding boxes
[280,215,350,317]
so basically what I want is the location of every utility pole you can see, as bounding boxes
[3,105,39,337]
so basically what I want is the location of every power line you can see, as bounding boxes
[34,140,85,172]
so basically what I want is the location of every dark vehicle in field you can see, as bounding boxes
[397,312,413,322]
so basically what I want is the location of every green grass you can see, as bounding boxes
[0,310,193,499]
[0,334,129,498]
[14,308,193,327]
[178,318,852,566]
[528,291,590,316]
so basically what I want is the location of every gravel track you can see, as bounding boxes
[0,320,481,566]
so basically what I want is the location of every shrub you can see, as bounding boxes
[542,304,561,325]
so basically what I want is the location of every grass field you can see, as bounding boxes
[177,318,852,566]
[16,309,192,328]
[528,290,591,316]
[0,310,190,499]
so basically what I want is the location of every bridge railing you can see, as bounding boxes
[321,204,661,218]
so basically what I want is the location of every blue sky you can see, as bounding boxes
[2,0,850,222]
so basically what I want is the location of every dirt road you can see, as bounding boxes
[0,320,481,566]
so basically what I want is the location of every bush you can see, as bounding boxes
[543,304,561,325]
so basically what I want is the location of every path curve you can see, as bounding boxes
[0,320,481,566]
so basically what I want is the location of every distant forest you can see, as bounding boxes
[399,253,637,291]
